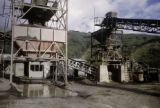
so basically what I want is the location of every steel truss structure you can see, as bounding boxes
[103,18,160,34]
[0,0,12,78]
[91,12,160,66]
[13,0,68,29]
[0,0,68,84]
[91,12,160,82]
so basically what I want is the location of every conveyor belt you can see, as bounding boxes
[68,58,98,79]
[101,17,160,34]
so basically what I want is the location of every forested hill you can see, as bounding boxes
[68,30,160,68]
[68,30,91,59]
[0,30,160,68]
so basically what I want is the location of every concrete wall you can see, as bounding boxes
[15,63,24,77]
[29,62,51,79]
[14,26,67,43]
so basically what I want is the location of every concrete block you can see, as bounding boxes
[15,63,24,77]
[99,65,110,83]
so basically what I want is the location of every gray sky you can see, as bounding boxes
[68,0,160,32]
[0,0,160,33]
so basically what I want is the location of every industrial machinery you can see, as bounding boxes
[0,0,68,84]
[0,0,97,83]
[91,12,160,82]
[22,0,58,26]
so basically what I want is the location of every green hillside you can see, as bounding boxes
[68,30,91,59]
[131,39,160,68]
[68,31,160,68]
[1,30,160,68]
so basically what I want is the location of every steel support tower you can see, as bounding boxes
[92,12,160,65]
[1,0,68,85]
[91,12,123,66]
[91,12,160,82]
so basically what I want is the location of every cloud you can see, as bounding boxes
[68,0,112,32]
[68,0,160,32]
[143,3,160,19]
[0,0,159,33]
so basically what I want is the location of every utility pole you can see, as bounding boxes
[64,0,68,86]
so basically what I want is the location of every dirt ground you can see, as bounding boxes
[0,80,160,108]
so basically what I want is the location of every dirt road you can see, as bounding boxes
[0,81,160,108]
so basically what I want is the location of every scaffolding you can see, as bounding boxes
[0,0,68,85]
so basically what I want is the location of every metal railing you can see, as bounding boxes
[68,58,98,78]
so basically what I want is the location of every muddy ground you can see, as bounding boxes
[0,80,160,108]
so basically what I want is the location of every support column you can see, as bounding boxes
[64,0,68,86]
[121,64,125,82]
[10,0,15,84]
[55,54,58,82]
[99,65,110,83]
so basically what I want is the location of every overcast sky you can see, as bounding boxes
[0,0,160,33]
[68,0,160,32]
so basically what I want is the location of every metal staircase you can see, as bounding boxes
[123,62,130,82]
[68,58,98,80]
[50,58,98,81]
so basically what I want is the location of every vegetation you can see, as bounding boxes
[68,31,160,68]
[1,30,160,68]
[68,30,91,59]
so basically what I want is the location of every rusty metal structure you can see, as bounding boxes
[91,12,160,82]
[92,12,160,64]
[91,12,123,66]
[0,0,98,83]
[68,58,97,80]
[0,0,68,84]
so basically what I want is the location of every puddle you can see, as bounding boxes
[0,104,9,108]
[17,84,78,98]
